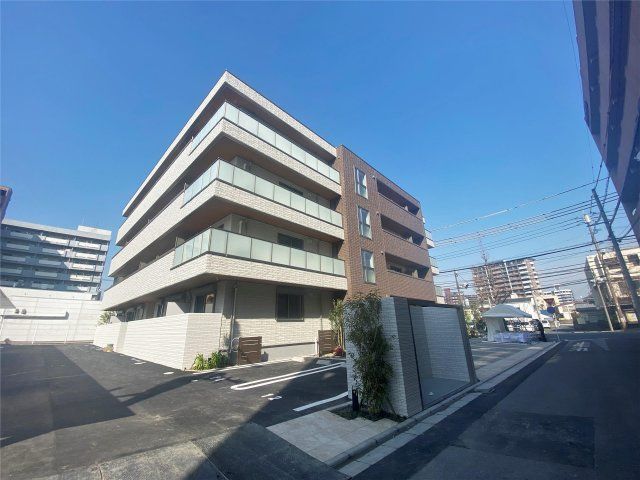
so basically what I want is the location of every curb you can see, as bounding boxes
[326,340,564,468]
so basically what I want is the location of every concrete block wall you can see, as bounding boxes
[346,298,475,418]
[93,322,123,348]
[0,287,103,343]
[93,313,222,370]
[346,297,422,418]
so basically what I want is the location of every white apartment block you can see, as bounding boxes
[101,72,348,366]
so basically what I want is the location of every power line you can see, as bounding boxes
[431,180,601,232]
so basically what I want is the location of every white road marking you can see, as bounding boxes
[293,391,349,412]
[230,363,344,391]
[134,362,145,365]
[163,371,175,375]
[261,393,274,398]
[569,341,589,352]
[268,396,282,401]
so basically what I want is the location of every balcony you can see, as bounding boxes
[185,159,342,227]
[382,230,430,267]
[430,256,440,275]
[425,229,436,248]
[103,235,347,310]
[379,195,425,236]
[191,102,340,185]
[109,160,344,277]
[174,227,345,277]
[386,269,437,302]
[117,117,340,246]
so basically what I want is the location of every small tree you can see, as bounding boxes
[344,291,392,417]
[98,311,115,325]
[329,299,345,349]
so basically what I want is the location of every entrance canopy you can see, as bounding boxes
[482,304,532,319]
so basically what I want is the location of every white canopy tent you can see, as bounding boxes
[482,304,532,342]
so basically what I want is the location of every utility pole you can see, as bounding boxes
[454,270,465,307]
[593,189,640,322]
[584,214,626,329]
[593,279,615,332]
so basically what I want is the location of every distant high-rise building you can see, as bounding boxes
[1,219,111,296]
[0,186,12,222]
[471,257,540,305]
[550,287,575,306]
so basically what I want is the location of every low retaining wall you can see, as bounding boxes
[93,313,222,369]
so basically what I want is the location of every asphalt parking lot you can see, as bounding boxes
[0,344,348,479]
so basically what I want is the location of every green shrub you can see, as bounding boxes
[344,291,392,417]
[209,351,228,368]
[192,353,207,370]
[329,299,345,349]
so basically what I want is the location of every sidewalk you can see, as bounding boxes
[266,340,561,476]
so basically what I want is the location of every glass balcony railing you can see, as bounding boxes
[173,227,346,277]
[183,159,343,228]
[189,102,340,184]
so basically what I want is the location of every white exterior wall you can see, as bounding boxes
[0,287,103,343]
[93,313,222,370]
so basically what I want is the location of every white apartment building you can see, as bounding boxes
[100,72,348,366]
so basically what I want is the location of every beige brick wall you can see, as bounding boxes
[232,282,333,348]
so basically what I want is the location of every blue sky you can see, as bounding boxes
[2,2,630,296]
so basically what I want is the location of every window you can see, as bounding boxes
[279,182,304,197]
[355,167,368,198]
[194,293,215,313]
[358,206,372,238]
[277,233,304,250]
[628,254,640,266]
[361,249,376,283]
[277,293,304,321]
[154,301,166,318]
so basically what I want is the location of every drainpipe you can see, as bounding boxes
[228,282,238,360]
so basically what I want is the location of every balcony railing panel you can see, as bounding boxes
[189,102,340,184]
[183,159,343,228]
[173,227,345,277]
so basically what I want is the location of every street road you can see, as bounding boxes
[356,330,640,480]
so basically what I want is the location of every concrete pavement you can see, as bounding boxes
[351,330,640,479]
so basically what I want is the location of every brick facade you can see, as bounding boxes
[334,146,436,302]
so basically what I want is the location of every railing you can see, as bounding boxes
[173,227,345,277]
[183,159,343,228]
[430,255,439,272]
[435,285,444,297]
[189,102,340,184]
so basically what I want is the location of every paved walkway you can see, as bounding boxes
[268,410,396,463]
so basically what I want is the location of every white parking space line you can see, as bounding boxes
[293,391,349,412]
[230,364,344,391]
